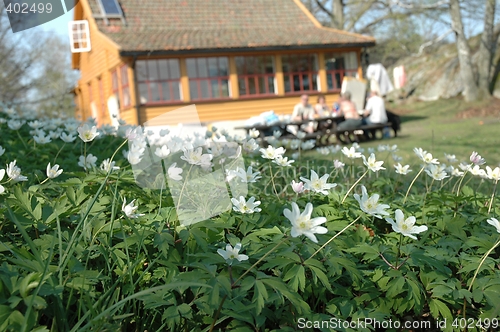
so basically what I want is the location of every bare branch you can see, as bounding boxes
[411,28,453,57]
[314,0,332,16]
[391,0,449,9]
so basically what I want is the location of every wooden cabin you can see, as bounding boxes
[70,0,375,126]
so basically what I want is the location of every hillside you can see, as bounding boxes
[383,32,500,102]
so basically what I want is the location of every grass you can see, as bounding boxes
[350,97,500,165]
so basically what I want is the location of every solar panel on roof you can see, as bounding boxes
[100,0,121,15]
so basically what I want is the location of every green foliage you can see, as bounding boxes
[0,112,499,331]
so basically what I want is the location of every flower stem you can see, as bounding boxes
[268,163,279,198]
[403,166,425,204]
[456,167,470,196]
[341,170,368,204]
[231,236,288,287]
[487,180,498,214]
[468,236,500,291]
[305,215,362,262]
[53,142,66,165]
[395,233,403,269]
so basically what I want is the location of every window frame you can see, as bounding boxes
[282,54,319,95]
[187,57,231,102]
[235,55,276,98]
[324,52,358,92]
[136,59,182,105]
[120,65,132,108]
[68,20,91,53]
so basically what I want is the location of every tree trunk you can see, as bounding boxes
[477,0,496,97]
[332,0,344,29]
[449,0,479,102]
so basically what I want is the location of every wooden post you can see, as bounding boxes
[179,58,191,102]
[357,50,363,79]
[228,56,239,99]
[275,54,285,96]
[318,52,327,92]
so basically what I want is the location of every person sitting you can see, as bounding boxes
[314,94,331,117]
[362,90,388,125]
[292,94,314,121]
[291,94,315,133]
[337,91,362,131]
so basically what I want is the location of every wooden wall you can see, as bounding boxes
[138,93,341,125]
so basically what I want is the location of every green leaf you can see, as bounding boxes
[429,298,453,321]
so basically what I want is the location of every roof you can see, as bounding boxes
[86,0,375,55]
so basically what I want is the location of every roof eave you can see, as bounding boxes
[119,42,376,57]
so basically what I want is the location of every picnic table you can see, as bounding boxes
[235,111,400,145]
[235,115,346,141]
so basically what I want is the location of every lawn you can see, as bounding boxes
[356,97,500,165]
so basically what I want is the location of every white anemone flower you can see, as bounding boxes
[354,185,390,219]
[470,165,486,177]
[445,153,458,163]
[341,146,362,159]
[486,166,500,181]
[77,123,100,142]
[217,243,249,265]
[363,153,385,172]
[290,180,305,194]
[168,163,183,181]
[394,163,412,175]
[486,218,500,233]
[248,128,260,138]
[333,160,345,169]
[284,202,328,243]
[154,145,171,159]
[451,167,464,177]
[231,196,262,214]
[0,169,5,194]
[386,209,428,240]
[100,158,120,173]
[299,170,337,195]
[470,151,485,165]
[413,147,439,165]
[7,119,24,130]
[425,164,449,181]
[78,154,98,170]
[60,132,77,143]
[242,138,259,153]
[181,147,210,165]
[6,160,28,182]
[122,199,145,219]
[230,166,261,183]
[273,155,294,167]
[46,163,63,179]
[33,132,52,144]
[259,145,285,160]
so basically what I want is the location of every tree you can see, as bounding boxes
[449,0,479,101]
[0,2,78,115]
[303,0,500,102]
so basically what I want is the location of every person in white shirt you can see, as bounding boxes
[290,94,315,133]
[292,94,315,121]
[363,90,388,125]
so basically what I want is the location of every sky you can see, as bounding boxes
[34,8,74,38]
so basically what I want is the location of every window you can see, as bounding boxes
[324,52,358,91]
[235,56,275,97]
[97,0,123,16]
[186,57,230,100]
[282,54,318,94]
[136,59,181,104]
[68,20,91,53]
[120,65,131,107]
